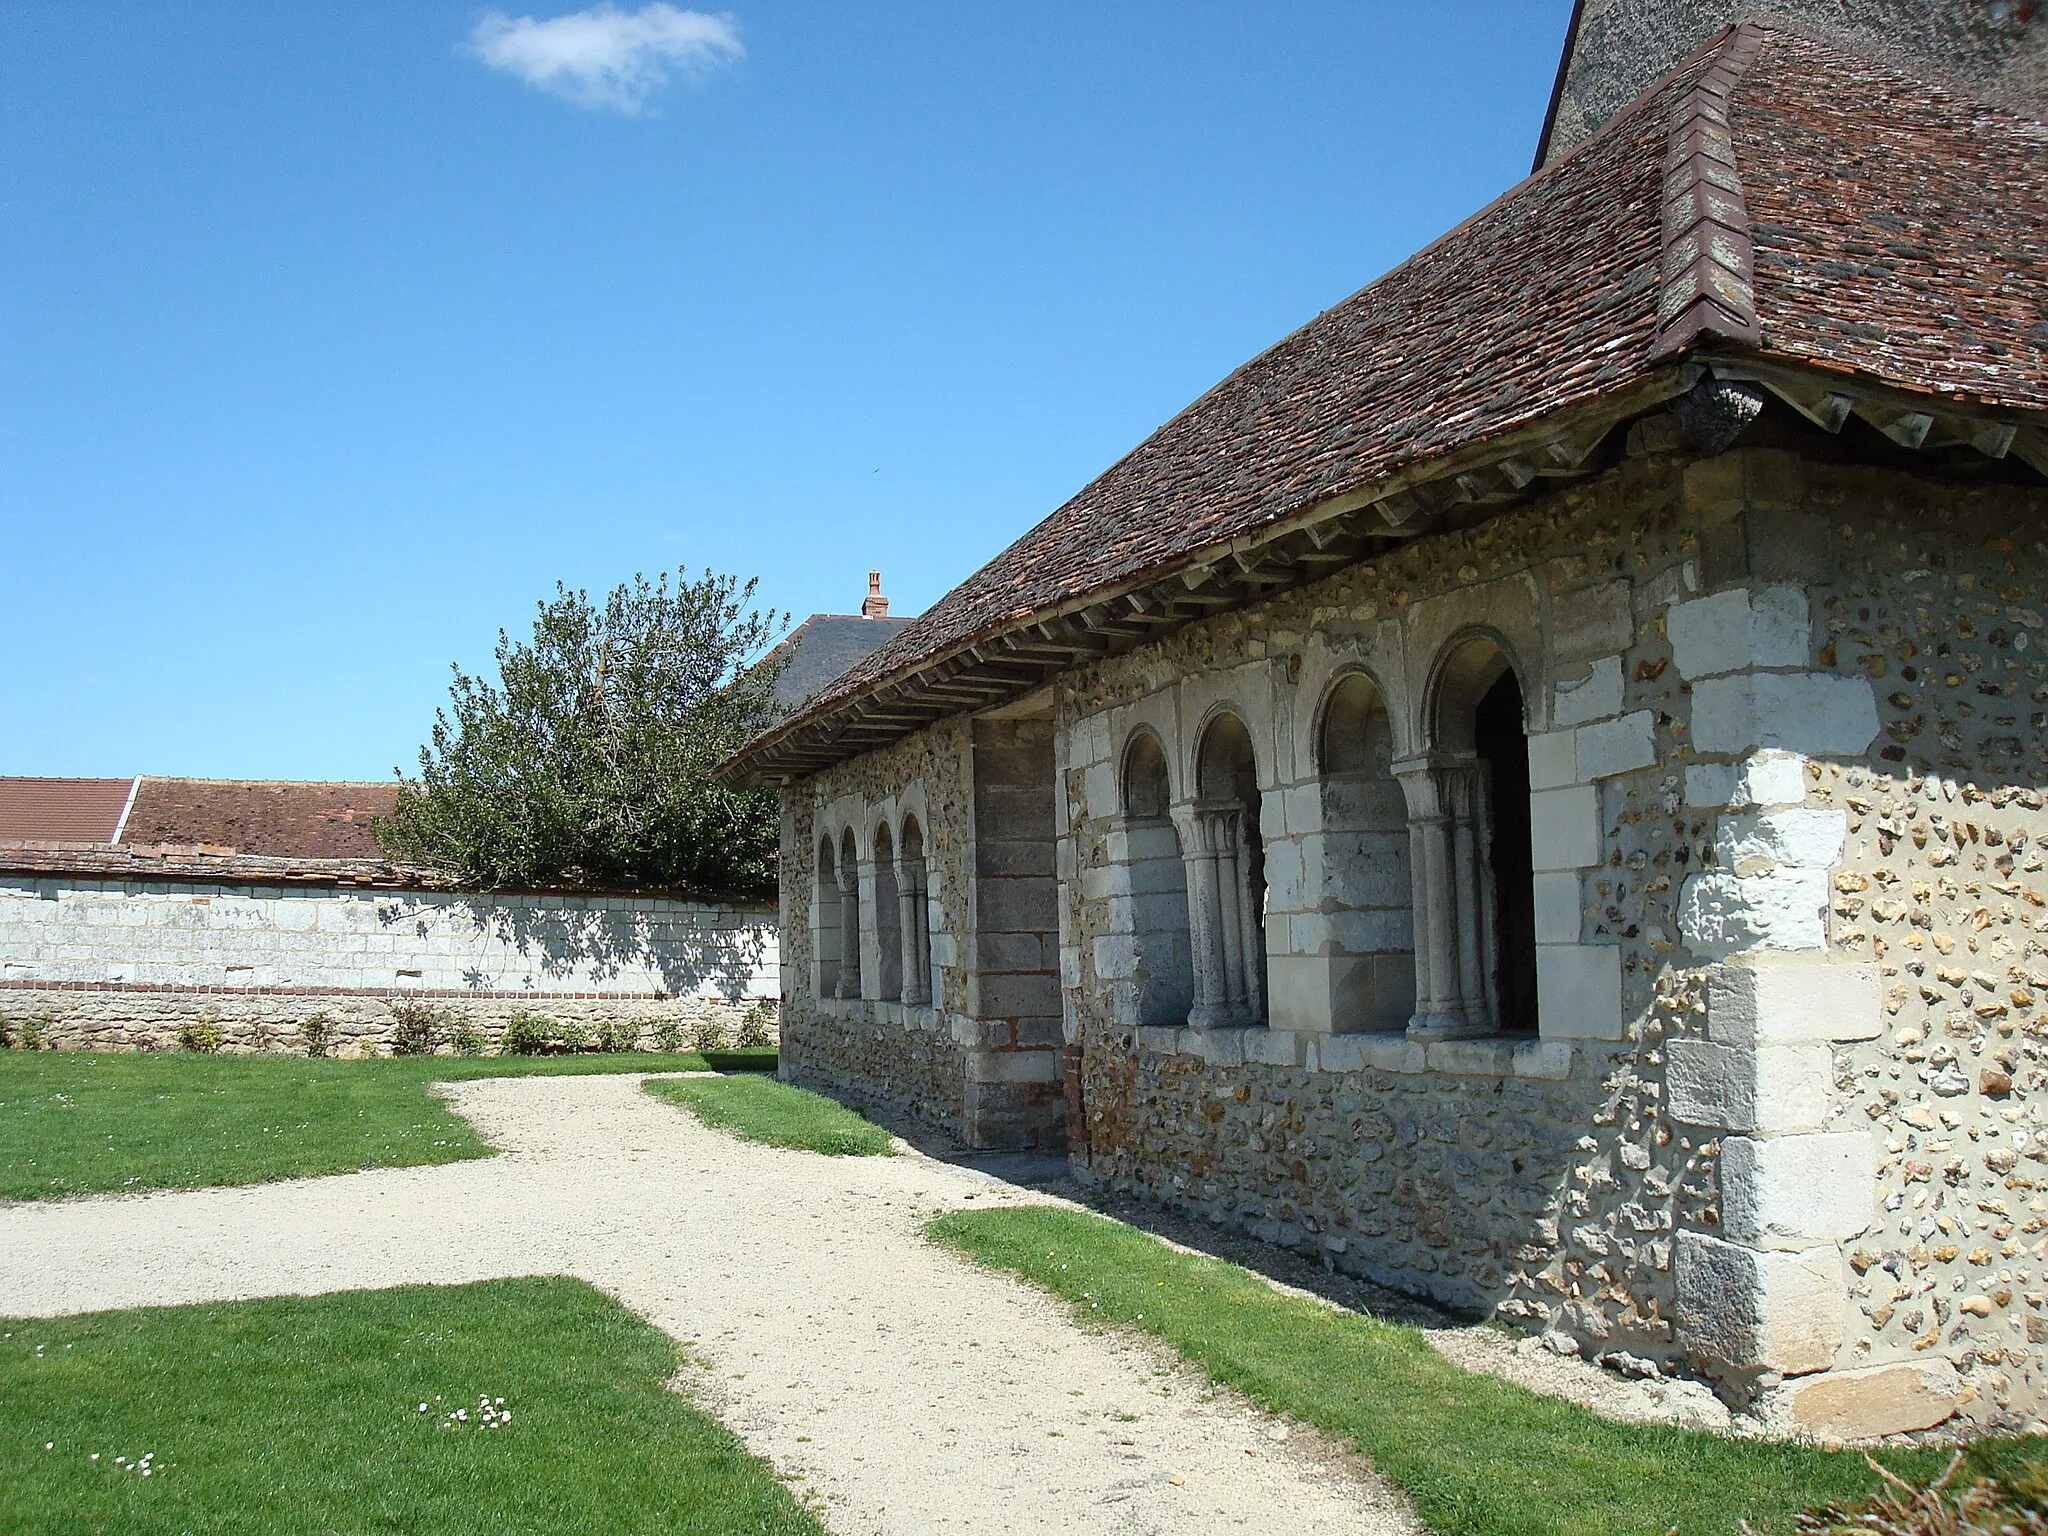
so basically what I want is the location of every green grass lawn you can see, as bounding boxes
[643,1073,895,1155]
[932,1205,2046,1536]
[0,1276,823,1536]
[0,1049,771,1202]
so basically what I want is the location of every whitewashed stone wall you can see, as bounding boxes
[0,876,776,997]
[0,873,778,1053]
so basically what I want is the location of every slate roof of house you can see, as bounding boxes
[0,778,136,844]
[723,17,2048,784]
[766,614,917,708]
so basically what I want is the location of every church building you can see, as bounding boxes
[720,5,2048,1435]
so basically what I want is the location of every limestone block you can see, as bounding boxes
[1535,942,1623,1040]
[1135,1025,1187,1056]
[1684,751,1807,809]
[1367,1032,1427,1072]
[1314,1033,1374,1072]
[1767,1361,1960,1440]
[1529,786,1602,871]
[1674,1232,1846,1375]
[1551,579,1634,661]
[1691,673,1879,758]
[1706,958,1881,1045]
[1327,908,1411,954]
[1720,1131,1876,1249]
[1262,839,1305,911]
[1526,729,1578,791]
[1665,1040,1832,1132]
[965,1048,1060,1084]
[1510,1038,1574,1080]
[1553,656,1625,727]
[1248,1029,1305,1067]
[1668,586,1809,680]
[1426,1038,1515,1076]
[1677,868,1831,956]
[1533,872,1582,944]
[1714,809,1845,876]
[1091,934,1138,980]
[1576,711,1656,780]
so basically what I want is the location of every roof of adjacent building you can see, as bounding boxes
[0,778,136,844]
[723,18,2048,784]
[766,614,917,708]
[118,779,398,859]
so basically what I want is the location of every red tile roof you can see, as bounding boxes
[118,779,397,859]
[0,778,135,843]
[725,18,2048,784]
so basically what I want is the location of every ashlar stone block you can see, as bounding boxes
[1665,1039,1832,1133]
[1706,958,1882,1045]
[1677,867,1832,956]
[1529,785,1602,871]
[1532,871,1581,944]
[1575,710,1655,780]
[1535,942,1623,1040]
[1553,656,1625,727]
[1766,1360,1960,1440]
[1720,1131,1876,1249]
[1668,585,1810,680]
[1691,673,1879,758]
[1674,1232,1846,1375]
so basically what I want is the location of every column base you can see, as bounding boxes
[1406,1007,1493,1041]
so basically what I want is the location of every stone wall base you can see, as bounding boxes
[0,989,772,1056]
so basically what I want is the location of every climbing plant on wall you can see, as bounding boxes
[377,569,786,898]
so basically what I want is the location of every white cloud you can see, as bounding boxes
[470,4,742,115]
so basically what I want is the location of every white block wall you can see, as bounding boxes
[0,876,778,999]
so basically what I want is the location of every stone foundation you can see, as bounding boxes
[0,987,774,1056]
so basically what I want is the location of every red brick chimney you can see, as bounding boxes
[862,569,890,619]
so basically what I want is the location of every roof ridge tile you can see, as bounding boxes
[1653,21,1768,357]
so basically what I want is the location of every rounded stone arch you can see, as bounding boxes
[1315,668,1399,779]
[1424,627,1531,756]
[1121,726,1174,820]
[1413,625,1539,1038]
[1193,706,1260,804]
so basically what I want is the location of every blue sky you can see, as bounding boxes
[2,2,1573,781]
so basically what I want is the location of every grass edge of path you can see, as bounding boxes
[0,1050,771,1202]
[929,1203,2045,1536]
[642,1073,895,1155]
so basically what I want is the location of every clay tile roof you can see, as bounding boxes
[0,778,136,843]
[726,17,2048,784]
[118,779,399,859]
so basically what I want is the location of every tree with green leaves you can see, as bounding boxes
[377,569,787,898]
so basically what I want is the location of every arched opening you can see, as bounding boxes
[873,821,902,1001]
[899,815,933,1006]
[1121,731,1193,1026]
[1475,673,1538,1034]
[1408,637,1537,1037]
[1316,675,1415,1031]
[837,827,862,1000]
[1189,712,1266,1028]
[815,834,842,999]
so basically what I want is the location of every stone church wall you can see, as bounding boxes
[777,716,977,1138]
[1050,444,2048,1434]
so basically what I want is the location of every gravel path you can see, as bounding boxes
[0,1073,1416,1536]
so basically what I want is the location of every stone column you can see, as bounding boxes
[835,861,862,1000]
[1397,761,1468,1038]
[1442,760,1496,1035]
[1183,806,1250,1028]
[897,860,926,1006]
